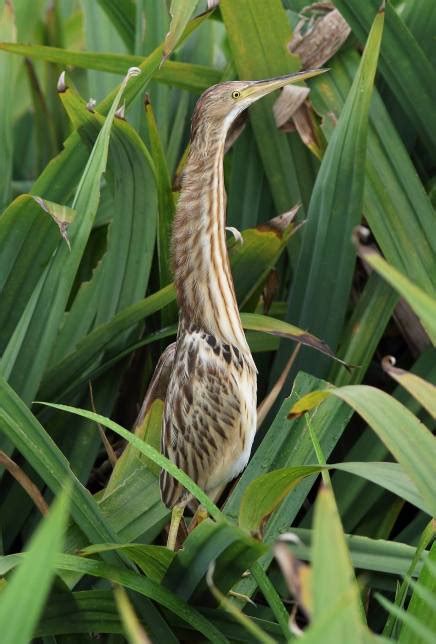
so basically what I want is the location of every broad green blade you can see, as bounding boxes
[39,285,175,402]
[240,313,337,361]
[163,519,266,601]
[1,67,140,404]
[56,81,157,334]
[289,384,436,517]
[332,0,436,159]
[39,402,225,522]
[0,486,70,644]
[144,97,176,299]
[0,376,125,566]
[81,542,174,582]
[224,372,353,598]
[163,0,202,62]
[230,208,298,309]
[96,0,135,51]
[357,242,436,345]
[55,553,229,643]
[2,552,228,643]
[399,0,436,66]
[329,272,397,386]
[0,0,18,209]
[382,359,436,419]
[399,542,436,644]
[0,43,222,91]
[280,7,384,379]
[291,527,429,578]
[82,0,127,99]
[311,486,366,639]
[334,349,436,533]
[220,0,315,212]
[309,49,436,294]
[0,11,208,361]
[239,462,429,532]
[34,590,283,640]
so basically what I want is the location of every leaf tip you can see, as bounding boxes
[127,66,141,79]
[115,101,126,120]
[86,97,96,112]
[57,70,67,93]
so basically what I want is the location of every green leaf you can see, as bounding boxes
[382,358,436,419]
[291,527,429,578]
[0,376,127,567]
[383,521,435,638]
[82,0,127,100]
[0,42,222,91]
[144,97,176,293]
[55,553,229,643]
[220,0,314,212]
[356,242,436,345]
[224,372,353,599]
[240,312,341,364]
[311,486,366,639]
[113,585,149,644]
[289,384,436,517]
[35,590,282,640]
[282,6,384,379]
[163,519,266,601]
[3,552,229,643]
[163,0,202,61]
[310,48,436,295]
[329,272,397,386]
[399,542,436,643]
[239,461,429,532]
[57,81,157,330]
[0,0,19,209]
[0,486,70,644]
[332,0,436,159]
[39,402,225,522]
[230,207,298,309]
[80,543,174,583]
[0,67,140,404]
[96,0,135,51]
[39,285,175,403]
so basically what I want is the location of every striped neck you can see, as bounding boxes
[171,136,247,350]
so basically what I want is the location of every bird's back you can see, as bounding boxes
[160,324,257,508]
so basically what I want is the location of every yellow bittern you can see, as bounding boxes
[156,69,325,542]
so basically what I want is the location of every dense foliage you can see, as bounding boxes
[0,1,435,642]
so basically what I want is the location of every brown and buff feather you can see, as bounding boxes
[160,82,258,508]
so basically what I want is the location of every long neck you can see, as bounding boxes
[172,133,248,350]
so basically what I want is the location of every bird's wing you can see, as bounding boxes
[134,342,176,428]
[160,334,244,508]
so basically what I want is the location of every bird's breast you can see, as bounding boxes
[163,326,257,493]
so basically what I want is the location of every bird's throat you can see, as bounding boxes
[172,146,247,350]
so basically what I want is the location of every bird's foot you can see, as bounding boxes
[188,506,208,533]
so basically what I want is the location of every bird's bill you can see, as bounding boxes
[242,68,328,101]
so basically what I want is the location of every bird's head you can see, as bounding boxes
[190,68,327,145]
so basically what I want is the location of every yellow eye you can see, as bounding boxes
[232,90,241,99]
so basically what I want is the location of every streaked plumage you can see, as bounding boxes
[159,70,326,509]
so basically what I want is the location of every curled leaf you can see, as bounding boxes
[31,196,76,250]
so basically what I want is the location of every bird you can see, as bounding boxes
[158,69,326,545]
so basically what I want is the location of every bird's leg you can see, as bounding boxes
[167,502,187,551]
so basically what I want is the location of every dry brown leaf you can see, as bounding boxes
[289,7,350,69]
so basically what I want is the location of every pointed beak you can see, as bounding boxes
[241,68,328,102]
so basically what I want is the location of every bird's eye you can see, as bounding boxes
[232,90,241,99]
